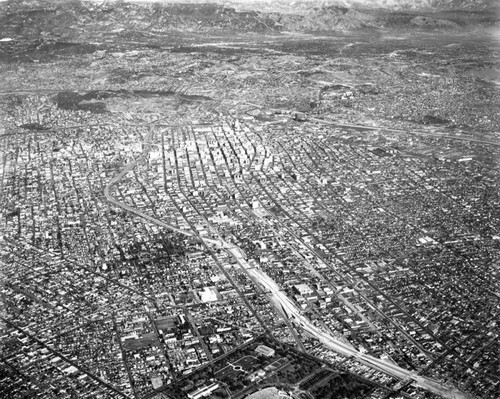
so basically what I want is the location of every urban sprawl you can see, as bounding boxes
[1,94,499,399]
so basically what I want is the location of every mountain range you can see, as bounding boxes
[0,0,497,41]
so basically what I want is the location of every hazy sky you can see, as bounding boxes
[0,0,464,9]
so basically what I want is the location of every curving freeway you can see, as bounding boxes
[223,245,472,399]
[104,147,473,399]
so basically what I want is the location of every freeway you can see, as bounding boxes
[104,160,196,238]
[223,246,472,399]
[104,142,473,399]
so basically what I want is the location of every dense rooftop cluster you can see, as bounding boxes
[1,87,499,398]
[1,3,499,398]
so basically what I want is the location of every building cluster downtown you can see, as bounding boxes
[1,91,499,399]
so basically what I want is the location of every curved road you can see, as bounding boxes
[104,144,473,399]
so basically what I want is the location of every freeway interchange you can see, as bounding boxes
[104,135,473,399]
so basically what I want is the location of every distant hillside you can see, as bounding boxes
[125,0,499,13]
[0,0,497,41]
